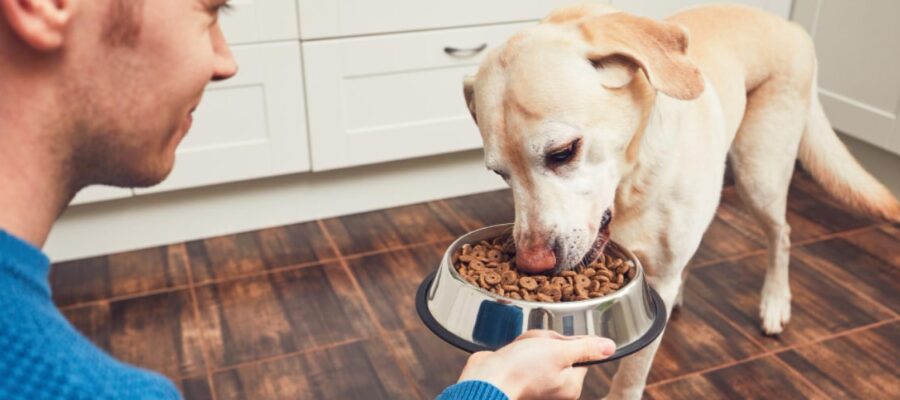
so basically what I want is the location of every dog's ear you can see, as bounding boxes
[581,13,704,100]
[463,74,477,123]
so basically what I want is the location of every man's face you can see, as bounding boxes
[63,0,236,188]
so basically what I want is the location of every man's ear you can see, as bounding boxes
[463,74,477,123]
[0,0,74,51]
[581,13,704,100]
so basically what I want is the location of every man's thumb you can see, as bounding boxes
[559,337,616,365]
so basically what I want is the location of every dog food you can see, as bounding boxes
[452,236,636,302]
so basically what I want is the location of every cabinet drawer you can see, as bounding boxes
[135,42,310,195]
[219,0,299,44]
[303,23,532,171]
[297,0,583,39]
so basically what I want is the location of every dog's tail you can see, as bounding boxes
[797,86,900,222]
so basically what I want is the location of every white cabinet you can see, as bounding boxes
[134,42,310,194]
[792,0,900,156]
[70,186,132,206]
[303,23,532,171]
[297,0,589,39]
[611,0,792,19]
[218,0,299,44]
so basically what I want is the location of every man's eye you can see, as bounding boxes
[546,139,580,165]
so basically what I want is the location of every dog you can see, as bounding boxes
[462,2,900,398]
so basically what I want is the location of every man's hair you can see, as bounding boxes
[103,0,144,47]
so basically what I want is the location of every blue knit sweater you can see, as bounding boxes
[0,230,506,399]
[0,230,181,399]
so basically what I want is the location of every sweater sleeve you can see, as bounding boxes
[436,380,509,400]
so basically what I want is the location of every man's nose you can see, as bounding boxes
[515,236,557,273]
[211,25,238,82]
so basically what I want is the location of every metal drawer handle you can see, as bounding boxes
[444,43,488,58]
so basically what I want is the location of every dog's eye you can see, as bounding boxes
[546,139,580,165]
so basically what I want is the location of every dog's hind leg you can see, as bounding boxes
[729,79,809,335]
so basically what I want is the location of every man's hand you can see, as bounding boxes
[457,330,616,399]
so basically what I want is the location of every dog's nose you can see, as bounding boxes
[516,243,557,273]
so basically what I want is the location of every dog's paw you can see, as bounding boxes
[759,286,791,335]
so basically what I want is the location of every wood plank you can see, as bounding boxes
[442,189,515,230]
[646,356,825,400]
[778,322,900,399]
[345,242,449,331]
[51,244,189,307]
[691,253,893,350]
[321,202,466,256]
[193,262,375,369]
[187,222,335,285]
[794,227,900,313]
[212,337,416,400]
[63,289,206,379]
[385,327,470,399]
[178,376,214,400]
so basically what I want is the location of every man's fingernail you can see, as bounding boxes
[599,338,616,356]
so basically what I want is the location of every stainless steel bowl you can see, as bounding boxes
[416,223,666,365]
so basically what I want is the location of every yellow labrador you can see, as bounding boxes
[462,3,900,398]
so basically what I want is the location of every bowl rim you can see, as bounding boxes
[416,270,668,365]
[440,223,645,308]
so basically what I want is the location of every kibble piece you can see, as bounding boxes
[575,275,591,288]
[501,270,518,285]
[484,271,502,285]
[519,276,538,291]
[536,293,554,302]
[502,284,519,292]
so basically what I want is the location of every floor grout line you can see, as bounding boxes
[341,238,453,261]
[688,222,889,271]
[56,284,193,311]
[646,316,899,390]
[210,336,368,375]
[769,353,833,399]
[791,250,899,319]
[181,247,219,400]
[315,220,427,400]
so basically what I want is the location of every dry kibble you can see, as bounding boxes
[453,234,634,303]
[519,276,538,291]
[484,271,502,285]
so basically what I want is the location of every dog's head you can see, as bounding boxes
[464,4,704,273]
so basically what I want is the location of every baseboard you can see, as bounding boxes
[45,150,506,262]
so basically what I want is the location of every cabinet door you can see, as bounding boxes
[611,0,792,19]
[303,23,532,172]
[297,0,591,39]
[135,42,310,194]
[70,186,132,206]
[218,0,299,44]
[793,0,900,155]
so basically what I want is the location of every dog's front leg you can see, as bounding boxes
[604,273,682,400]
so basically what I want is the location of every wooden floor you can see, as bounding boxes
[52,170,899,400]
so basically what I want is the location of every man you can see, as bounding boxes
[0,0,615,399]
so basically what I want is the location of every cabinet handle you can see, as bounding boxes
[444,43,488,58]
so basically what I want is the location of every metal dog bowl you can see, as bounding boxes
[416,224,666,365]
